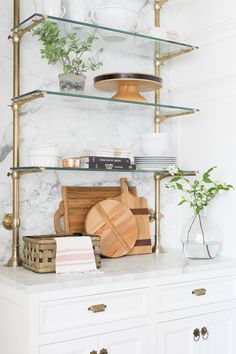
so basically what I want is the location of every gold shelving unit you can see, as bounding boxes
[3,0,198,266]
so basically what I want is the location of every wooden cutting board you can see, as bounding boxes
[85,199,138,258]
[111,178,152,255]
[54,186,137,234]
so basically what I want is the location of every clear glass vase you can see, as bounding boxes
[181,213,221,259]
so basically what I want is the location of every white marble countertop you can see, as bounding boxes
[1,249,236,293]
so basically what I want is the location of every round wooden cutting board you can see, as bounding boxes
[85,200,138,258]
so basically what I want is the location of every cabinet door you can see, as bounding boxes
[98,326,150,354]
[40,336,98,354]
[156,310,236,354]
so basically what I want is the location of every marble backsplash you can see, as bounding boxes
[0,0,179,263]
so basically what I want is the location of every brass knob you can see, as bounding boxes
[90,351,97,354]
[192,288,206,296]
[2,213,13,230]
[193,328,200,341]
[100,349,108,354]
[149,209,155,223]
[88,304,107,313]
[201,327,209,340]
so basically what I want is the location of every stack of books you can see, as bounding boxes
[80,149,136,170]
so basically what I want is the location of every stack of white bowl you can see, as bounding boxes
[28,144,60,167]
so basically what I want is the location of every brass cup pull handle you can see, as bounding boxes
[192,288,206,296]
[100,349,108,354]
[201,326,209,340]
[193,328,200,342]
[88,304,107,313]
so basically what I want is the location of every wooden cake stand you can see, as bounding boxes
[94,73,163,102]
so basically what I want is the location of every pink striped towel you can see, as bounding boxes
[55,237,97,274]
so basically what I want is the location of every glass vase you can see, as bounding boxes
[181,213,221,259]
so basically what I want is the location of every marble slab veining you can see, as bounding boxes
[0,0,179,265]
[1,250,236,294]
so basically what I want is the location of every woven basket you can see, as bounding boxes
[23,234,101,273]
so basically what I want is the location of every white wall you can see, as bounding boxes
[166,0,236,256]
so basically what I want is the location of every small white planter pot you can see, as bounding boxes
[58,73,86,93]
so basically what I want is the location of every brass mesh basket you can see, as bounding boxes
[23,234,101,273]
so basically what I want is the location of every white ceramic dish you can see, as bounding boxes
[89,6,138,41]
[29,155,60,167]
[140,133,170,156]
[28,144,58,156]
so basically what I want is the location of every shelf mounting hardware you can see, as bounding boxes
[159,47,197,64]
[2,168,45,232]
[155,109,199,125]
[9,16,47,41]
[154,0,168,11]
[12,91,46,109]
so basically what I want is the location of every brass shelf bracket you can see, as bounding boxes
[10,168,46,178]
[154,0,169,10]
[12,91,46,108]
[10,16,47,40]
[158,47,197,64]
[155,109,199,125]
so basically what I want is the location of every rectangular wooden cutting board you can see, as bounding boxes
[54,186,137,234]
[110,178,152,255]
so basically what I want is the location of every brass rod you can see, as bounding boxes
[154,0,161,134]
[7,0,22,267]
[153,1,165,253]
[153,175,165,253]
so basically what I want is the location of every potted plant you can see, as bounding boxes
[33,21,103,93]
[166,165,233,259]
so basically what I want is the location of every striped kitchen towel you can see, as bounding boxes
[55,236,97,274]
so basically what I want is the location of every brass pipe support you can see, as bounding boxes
[9,16,47,41]
[159,48,196,64]
[154,0,168,9]
[11,91,45,108]
[11,167,46,177]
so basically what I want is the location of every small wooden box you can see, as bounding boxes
[23,234,101,273]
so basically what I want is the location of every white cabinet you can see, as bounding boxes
[40,336,98,354]
[156,310,236,354]
[40,327,149,354]
[99,326,150,354]
[1,253,236,354]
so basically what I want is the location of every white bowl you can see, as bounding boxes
[90,6,138,32]
[28,144,58,156]
[140,133,170,156]
[29,155,60,167]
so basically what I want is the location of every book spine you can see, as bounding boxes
[80,162,136,170]
[80,156,131,164]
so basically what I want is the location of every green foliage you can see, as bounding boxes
[166,166,233,215]
[33,21,103,75]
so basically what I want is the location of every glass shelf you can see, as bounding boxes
[12,90,198,118]
[11,166,196,176]
[12,13,198,60]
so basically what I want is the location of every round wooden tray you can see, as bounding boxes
[94,72,163,102]
[85,199,138,258]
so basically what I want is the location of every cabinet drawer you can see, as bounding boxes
[156,276,236,312]
[40,287,149,333]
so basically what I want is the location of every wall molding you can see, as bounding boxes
[185,16,236,46]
